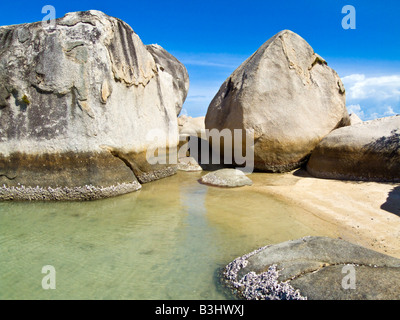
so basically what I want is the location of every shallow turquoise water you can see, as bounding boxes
[0,172,337,300]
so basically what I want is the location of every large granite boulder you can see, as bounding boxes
[205,30,349,172]
[222,237,400,300]
[0,11,189,200]
[307,115,400,182]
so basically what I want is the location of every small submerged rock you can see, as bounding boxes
[200,169,252,188]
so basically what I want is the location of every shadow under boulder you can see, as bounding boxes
[381,185,400,217]
[178,115,230,172]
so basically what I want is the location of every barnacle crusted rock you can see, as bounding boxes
[222,236,400,300]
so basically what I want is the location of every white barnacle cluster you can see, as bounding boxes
[238,266,307,300]
[0,181,141,201]
[223,245,307,300]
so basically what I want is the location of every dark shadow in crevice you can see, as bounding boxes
[292,167,313,178]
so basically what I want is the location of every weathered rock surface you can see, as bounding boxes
[307,115,400,182]
[222,236,400,300]
[200,169,252,188]
[205,30,349,172]
[0,11,189,200]
[146,44,189,116]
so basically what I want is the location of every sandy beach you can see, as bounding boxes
[248,169,400,258]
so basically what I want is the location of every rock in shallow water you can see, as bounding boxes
[222,236,400,300]
[200,169,252,188]
[0,10,189,200]
[205,30,349,173]
[307,115,400,182]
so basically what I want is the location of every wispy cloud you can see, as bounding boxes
[182,83,222,116]
[174,52,247,116]
[173,52,247,70]
[179,59,238,69]
[347,104,365,120]
[185,84,221,101]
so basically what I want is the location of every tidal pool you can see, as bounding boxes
[0,171,339,300]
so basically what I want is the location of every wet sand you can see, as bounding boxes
[248,169,400,258]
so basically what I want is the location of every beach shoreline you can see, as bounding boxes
[247,169,400,258]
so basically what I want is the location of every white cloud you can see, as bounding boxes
[384,106,396,117]
[347,104,365,120]
[342,74,400,101]
[343,74,366,83]
[348,104,397,121]
[342,73,400,120]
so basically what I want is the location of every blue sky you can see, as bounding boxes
[1,0,399,119]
